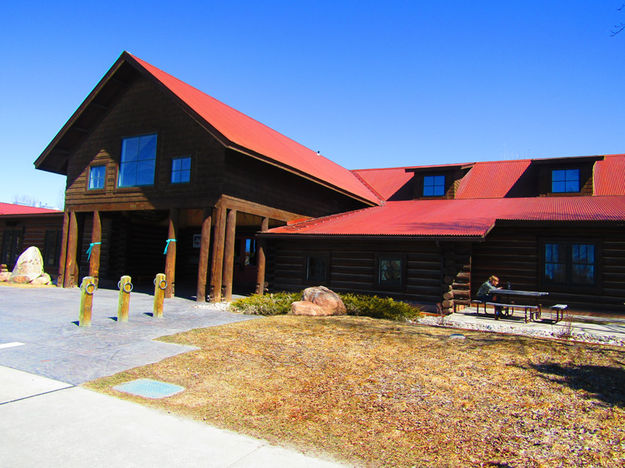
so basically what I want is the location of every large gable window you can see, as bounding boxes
[551,169,580,193]
[423,175,445,196]
[543,241,596,287]
[118,134,157,187]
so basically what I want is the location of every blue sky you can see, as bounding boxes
[1,1,624,208]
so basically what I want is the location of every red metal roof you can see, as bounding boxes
[455,159,531,199]
[0,203,62,216]
[351,166,414,201]
[594,154,625,196]
[128,54,380,205]
[266,196,625,238]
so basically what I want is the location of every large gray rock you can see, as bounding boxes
[9,247,45,283]
[301,286,346,316]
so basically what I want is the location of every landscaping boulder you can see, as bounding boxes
[301,286,347,316]
[290,300,328,316]
[9,246,45,283]
[0,264,9,282]
[31,273,52,285]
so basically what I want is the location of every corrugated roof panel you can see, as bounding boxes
[0,203,62,216]
[351,167,414,201]
[594,154,625,196]
[266,196,625,238]
[456,160,531,199]
[129,54,380,205]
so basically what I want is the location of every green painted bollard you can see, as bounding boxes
[117,275,133,322]
[153,273,167,318]
[79,276,96,327]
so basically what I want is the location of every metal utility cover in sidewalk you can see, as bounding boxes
[114,379,184,399]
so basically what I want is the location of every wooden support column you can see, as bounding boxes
[209,205,227,302]
[164,208,179,299]
[196,208,212,302]
[88,211,102,285]
[222,209,237,301]
[57,210,69,287]
[64,211,78,288]
[255,217,269,295]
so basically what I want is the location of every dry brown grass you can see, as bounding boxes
[86,316,625,467]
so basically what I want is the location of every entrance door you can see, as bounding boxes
[233,236,257,293]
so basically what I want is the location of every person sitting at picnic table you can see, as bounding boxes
[476,275,505,319]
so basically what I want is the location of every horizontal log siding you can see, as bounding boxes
[472,225,625,311]
[65,76,224,212]
[0,216,63,275]
[267,238,441,303]
[224,150,368,218]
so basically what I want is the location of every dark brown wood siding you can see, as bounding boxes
[224,149,367,218]
[472,224,625,311]
[266,237,442,305]
[0,215,63,276]
[64,76,225,212]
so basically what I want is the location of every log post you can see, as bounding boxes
[255,217,269,295]
[57,211,69,287]
[196,209,212,302]
[164,208,179,299]
[153,273,167,318]
[64,211,78,288]
[209,205,227,302]
[88,211,102,286]
[222,209,237,301]
[117,275,132,322]
[78,276,96,327]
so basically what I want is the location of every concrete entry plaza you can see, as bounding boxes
[0,284,255,385]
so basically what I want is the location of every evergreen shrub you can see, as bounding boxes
[230,291,421,321]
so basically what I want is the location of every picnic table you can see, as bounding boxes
[474,289,549,322]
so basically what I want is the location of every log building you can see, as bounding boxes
[30,52,625,312]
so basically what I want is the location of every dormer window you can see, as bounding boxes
[551,169,580,193]
[423,175,445,196]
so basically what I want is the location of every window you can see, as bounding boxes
[43,230,61,267]
[88,165,106,190]
[243,238,256,266]
[171,156,191,184]
[1,229,23,268]
[306,254,328,283]
[543,241,596,286]
[118,134,157,187]
[551,169,580,193]
[423,175,445,196]
[377,254,404,288]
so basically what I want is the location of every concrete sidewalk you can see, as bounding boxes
[0,366,344,468]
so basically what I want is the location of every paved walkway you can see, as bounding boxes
[0,285,254,384]
[419,306,625,346]
[0,285,345,467]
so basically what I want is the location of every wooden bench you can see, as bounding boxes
[549,304,568,323]
[485,302,540,323]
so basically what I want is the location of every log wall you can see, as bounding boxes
[266,238,442,305]
[0,215,63,276]
[472,224,625,311]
